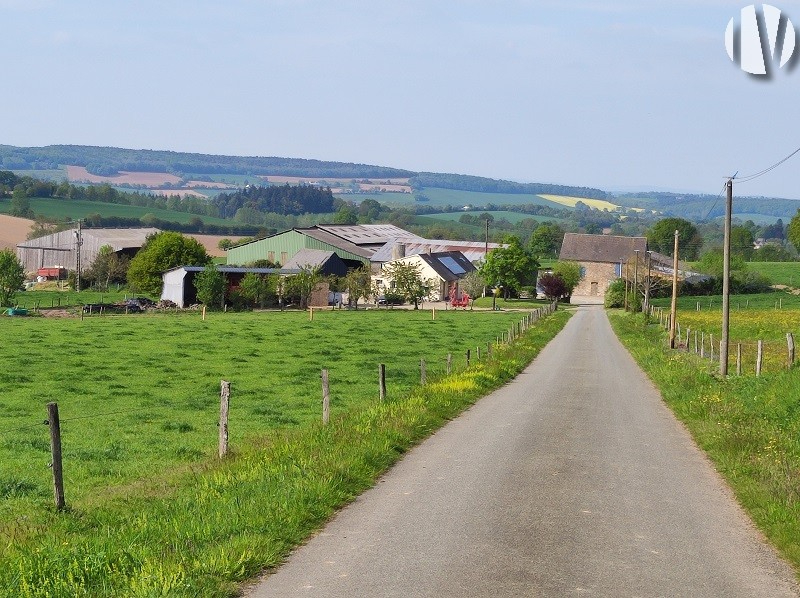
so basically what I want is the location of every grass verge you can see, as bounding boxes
[0,309,571,597]
[610,310,800,575]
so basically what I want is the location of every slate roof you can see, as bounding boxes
[559,233,647,263]
[416,251,477,282]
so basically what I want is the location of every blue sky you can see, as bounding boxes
[2,1,799,199]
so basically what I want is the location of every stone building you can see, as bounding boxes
[559,233,648,301]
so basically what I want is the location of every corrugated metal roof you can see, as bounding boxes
[298,227,374,258]
[315,224,423,245]
[371,240,503,263]
[83,228,160,250]
[559,233,647,263]
[164,266,299,274]
[282,249,335,269]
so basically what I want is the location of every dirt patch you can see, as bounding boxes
[0,214,35,250]
[186,234,249,257]
[66,166,182,187]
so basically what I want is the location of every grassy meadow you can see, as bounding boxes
[0,198,233,227]
[610,310,800,574]
[649,292,800,374]
[0,307,570,596]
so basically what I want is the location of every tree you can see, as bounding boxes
[85,245,129,291]
[538,273,567,301]
[285,265,322,308]
[343,267,372,308]
[10,185,32,218]
[195,262,226,308]
[127,231,210,296]
[647,218,702,260]
[381,260,433,309]
[551,261,582,297]
[239,272,277,308]
[528,223,564,258]
[480,237,539,299]
[730,225,754,260]
[459,270,486,309]
[787,209,800,251]
[0,249,25,307]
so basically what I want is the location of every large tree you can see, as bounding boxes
[285,265,322,309]
[343,267,372,308]
[194,262,226,308]
[480,236,539,299]
[238,272,277,308]
[551,260,582,297]
[381,260,432,309]
[127,232,210,296]
[647,218,702,260]
[0,249,25,307]
[85,245,129,291]
[787,209,800,251]
[528,223,565,258]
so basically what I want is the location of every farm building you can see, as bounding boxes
[225,223,503,271]
[225,224,422,268]
[16,227,159,275]
[282,249,350,277]
[559,233,648,301]
[375,250,477,302]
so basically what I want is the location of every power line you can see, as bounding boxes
[734,145,800,184]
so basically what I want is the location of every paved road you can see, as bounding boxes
[245,306,799,597]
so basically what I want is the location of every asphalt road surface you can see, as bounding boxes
[246,305,799,597]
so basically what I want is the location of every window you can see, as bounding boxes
[281,252,288,264]
[268,251,275,262]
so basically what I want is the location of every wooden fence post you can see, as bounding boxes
[700,332,705,358]
[788,333,795,369]
[219,380,230,458]
[736,343,742,376]
[685,328,691,352]
[420,359,427,385]
[756,340,763,376]
[379,364,386,401]
[202,306,206,321]
[47,402,66,511]
[321,369,330,424]
[710,335,715,362]
[466,349,471,368]
[476,346,481,360]
[487,342,492,358]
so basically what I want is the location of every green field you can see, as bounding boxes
[748,262,800,287]
[0,307,569,596]
[337,188,570,210]
[424,210,566,225]
[0,197,234,226]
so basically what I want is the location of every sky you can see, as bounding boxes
[2,0,800,199]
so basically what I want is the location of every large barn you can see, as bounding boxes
[16,227,159,275]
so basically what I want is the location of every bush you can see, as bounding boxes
[604,279,626,308]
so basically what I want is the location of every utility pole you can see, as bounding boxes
[720,178,733,375]
[633,249,640,310]
[74,219,83,292]
[669,230,679,349]
[485,218,489,257]
[644,250,652,314]
[624,260,629,311]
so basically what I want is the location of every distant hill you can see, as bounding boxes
[3,144,800,223]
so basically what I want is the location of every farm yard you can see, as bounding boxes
[0,307,570,597]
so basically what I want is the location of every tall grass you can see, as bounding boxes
[0,308,570,597]
[610,311,800,575]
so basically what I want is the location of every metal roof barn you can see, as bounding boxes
[16,227,159,274]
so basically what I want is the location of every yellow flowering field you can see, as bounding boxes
[671,308,800,374]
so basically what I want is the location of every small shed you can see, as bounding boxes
[281,248,350,277]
